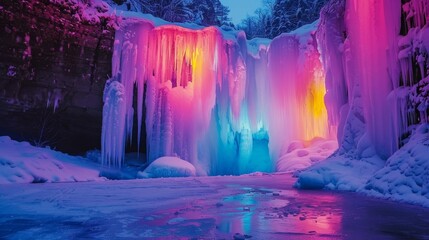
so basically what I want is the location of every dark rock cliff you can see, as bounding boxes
[0,0,116,154]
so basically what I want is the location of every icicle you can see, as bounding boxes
[101,78,126,168]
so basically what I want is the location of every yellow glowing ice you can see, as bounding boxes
[303,69,329,141]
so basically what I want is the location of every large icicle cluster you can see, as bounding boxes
[101,18,333,173]
[401,0,429,123]
[317,0,429,158]
[316,0,424,159]
[297,0,429,193]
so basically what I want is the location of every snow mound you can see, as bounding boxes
[295,154,384,191]
[0,136,104,184]
[138,157,196,178]
[365,124,429,207]
[276,138,338,173]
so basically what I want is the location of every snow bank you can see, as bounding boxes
[0,136,104,184]
[299,124,429,208]
[138,156,196,178]
[276,138,337,173]
[365,124,429,207]
[295,155,384,190]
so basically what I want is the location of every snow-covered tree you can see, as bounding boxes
[107,0,231,26]
[124,0,192,23]
[239,0,328,39]
[270,0,328,37]
[187,0,230,26]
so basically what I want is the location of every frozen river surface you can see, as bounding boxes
[0,173,428,239]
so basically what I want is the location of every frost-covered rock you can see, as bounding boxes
[138,157,196,178]
[365,124,429,207]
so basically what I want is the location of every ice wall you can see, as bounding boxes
[102,18,333,174]
[318,0,428,159]
[266,24,331,159]
[347,0,402,158]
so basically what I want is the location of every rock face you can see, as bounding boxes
[0,0,115,154]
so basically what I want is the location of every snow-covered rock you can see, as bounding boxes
[295,154,384,191]
[138,156,196,178]
[0,136,104,184]
[276,138,338,173]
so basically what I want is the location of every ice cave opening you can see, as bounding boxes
[101,19,336,176]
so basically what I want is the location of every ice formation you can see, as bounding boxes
[317,0,428,159]
[267,24,332,160]
[101,79,127,167]
[317,0,401,159]
[101,18,334,174]
[297,0,429,206]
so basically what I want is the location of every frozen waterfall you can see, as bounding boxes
[101,19,333,174]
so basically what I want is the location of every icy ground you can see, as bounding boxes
[1,174,428,239]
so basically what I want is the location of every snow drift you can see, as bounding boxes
[138,156,197,178]
[365,124,429,207]
[0,136,103,184]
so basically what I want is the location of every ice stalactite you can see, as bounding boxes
[102,18,334,174]
[401,0,429,124]
[144,26,224,168]
[101,78,126,167]
[104,21,227,171]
